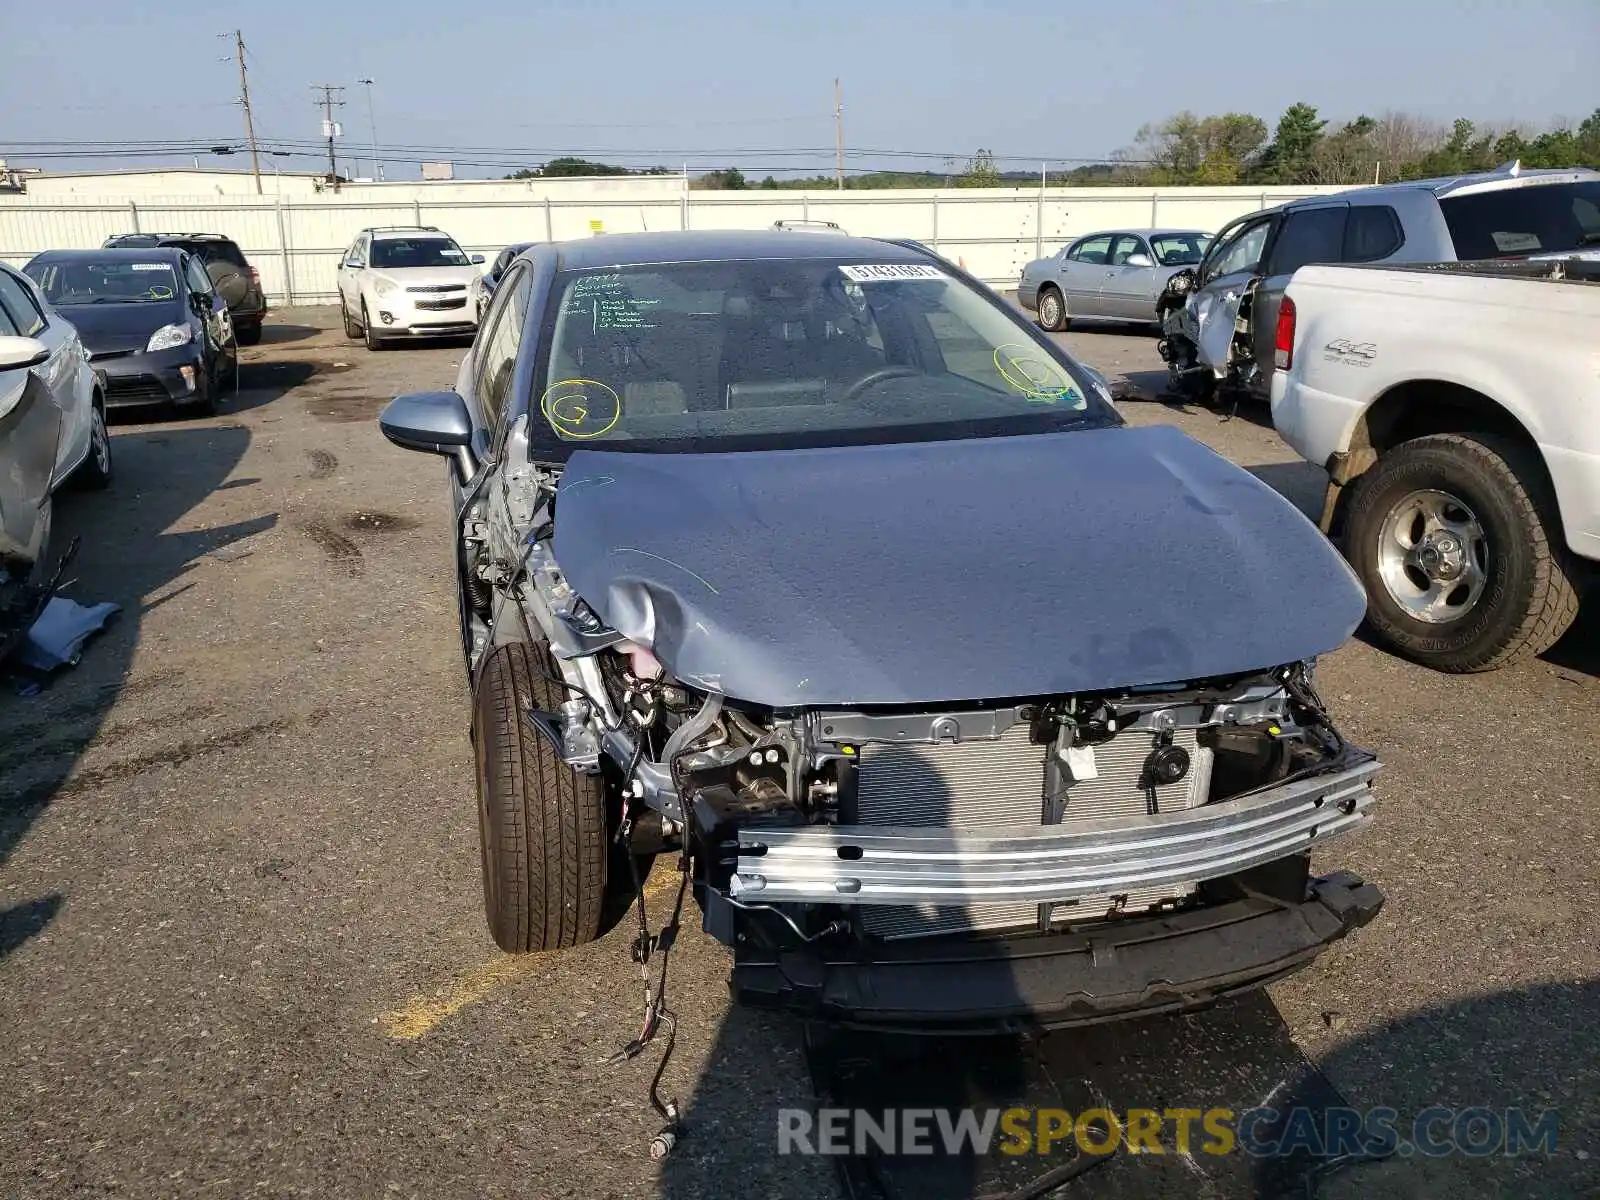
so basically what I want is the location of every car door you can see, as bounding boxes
[1249,204,1349,380]
[181,254,229,370]
[1099,234,1162,321]
[339,236,368,308]
[0,295,61,568]
[0,265,83,486]
[1053,234,1114,317]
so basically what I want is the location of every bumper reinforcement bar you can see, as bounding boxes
[732,760,1379,906]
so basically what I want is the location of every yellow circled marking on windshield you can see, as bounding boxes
[993,343,1078,404]
[540,377,621,440]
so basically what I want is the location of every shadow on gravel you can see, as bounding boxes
[659,979,1598,1200]
[1540,609,1600,680]
[0,424,266,948]
[225,360,320,415]
[254,323,320,345]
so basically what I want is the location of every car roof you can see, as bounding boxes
[552,229,931,270]
[32,247,188,264]
[1069,228,1211,240]
[1285,164,1600,210]
[367,227,456,240]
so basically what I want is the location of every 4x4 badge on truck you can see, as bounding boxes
[1324,339,1378,364]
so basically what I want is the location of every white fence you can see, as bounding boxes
[0,182,1345,302]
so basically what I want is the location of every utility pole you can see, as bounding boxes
[834,77,844,191]
[227,30,263,194]
[312,84,346,188]
[357,78,381,181]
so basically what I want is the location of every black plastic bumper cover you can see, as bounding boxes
[732,871,1383,1033]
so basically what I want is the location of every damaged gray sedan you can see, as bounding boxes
[381,231,1384,1031]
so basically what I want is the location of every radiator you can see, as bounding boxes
[857,724,1213,940]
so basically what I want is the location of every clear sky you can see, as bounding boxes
[4,0,1595,178]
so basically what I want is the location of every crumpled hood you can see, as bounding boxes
[553,426,1366,708]
[59,302,184,356]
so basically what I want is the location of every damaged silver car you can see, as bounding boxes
[381,231,1383,1031]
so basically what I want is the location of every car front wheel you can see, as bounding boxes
[73,402,113,490]
[362,302,385,351]
[1036,286,1068,332]
[473,641,609,953]
[1343,432,1579,672]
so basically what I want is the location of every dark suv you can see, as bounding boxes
[102,233,268,344]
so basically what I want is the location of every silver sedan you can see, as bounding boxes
[1018,228,1211,331]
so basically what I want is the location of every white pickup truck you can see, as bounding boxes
[1271,259,1599,671]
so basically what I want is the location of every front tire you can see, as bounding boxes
[342,300,362,340]
[473,641,609,953]
[73,402,113,490]
[362,302,385,351]
[1036,285,1069,332]
[1343,432,1579,672]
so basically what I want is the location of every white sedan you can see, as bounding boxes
[0,262,110,656]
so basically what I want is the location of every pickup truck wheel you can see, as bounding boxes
[1036,286,1069,332]
[473,641,608,953]
[1343,432,1579,672]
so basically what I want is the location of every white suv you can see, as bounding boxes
[336,227,485,350]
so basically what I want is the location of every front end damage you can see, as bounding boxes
[467,426,1381,1031]
[511,541,1382,1029]
[1157,269,1262,402]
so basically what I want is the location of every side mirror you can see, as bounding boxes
[0,335,50,371]
[380,390,474,455]
[1125,253,1154,268]
[470,254,486,265]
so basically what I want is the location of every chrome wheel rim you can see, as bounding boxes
[1376,488,1488,623]
[92,411,110,474]
[1039,292,1061,326]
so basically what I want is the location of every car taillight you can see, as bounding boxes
[248,267,259,283]
[1274,295,1296,371]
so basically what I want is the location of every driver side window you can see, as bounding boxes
[183,255,213,301]
[1205,219,1273,282]
[473,263,531,435]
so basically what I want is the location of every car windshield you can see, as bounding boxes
[370,237,469,269]
[530,258,1116,457]
[1150,233,1211,266]
[25,259,180,304]
[1440,180,1600,258]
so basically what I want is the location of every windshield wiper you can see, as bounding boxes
[1577,232,1600,245]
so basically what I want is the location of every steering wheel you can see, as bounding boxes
[840,365,921,403]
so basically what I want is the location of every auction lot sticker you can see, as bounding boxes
[839,264,945,283]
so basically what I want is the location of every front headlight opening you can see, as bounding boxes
[146,323,194,353]
[372,276,399,298]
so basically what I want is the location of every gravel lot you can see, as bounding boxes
[1,306,1595,1199]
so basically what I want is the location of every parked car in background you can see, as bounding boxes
[1160,163,1600,400]
[475,242,535,320]
[336,226,486,350]
[1272,257,1600,672]
[379,230,1382,1032]
[0,263,111,660]
[25,247,237,416]
[104,233,268,345]
[1019,228,1211,331]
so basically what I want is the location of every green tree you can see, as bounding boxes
[1254,102,1328,183]
[694,167,746,190]
[956,149,1001,187]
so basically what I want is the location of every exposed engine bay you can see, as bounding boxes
[1156,268,1262,402]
